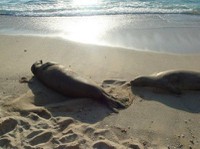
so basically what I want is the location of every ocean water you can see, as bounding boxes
[0,0,200,54]
[0,0,200,17]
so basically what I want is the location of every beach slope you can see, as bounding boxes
[0,35,200,148]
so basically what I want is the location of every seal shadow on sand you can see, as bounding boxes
[26,77,112,123]
[1,79,140,149]
[22,77,132,124]
[131,86,200,113]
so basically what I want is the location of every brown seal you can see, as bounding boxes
[31,60,126,112]
[131,70,200,94]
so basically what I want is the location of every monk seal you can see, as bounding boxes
[31,60,126,112]
[130,70,200,94]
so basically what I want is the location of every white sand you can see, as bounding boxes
[0,35,200,148]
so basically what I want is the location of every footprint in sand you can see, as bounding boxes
[27,109,52,120]
[92,140,117,149]
[59,133,78,143]
[0,138,11,148]
[20,108,52,120]
[26,130,43,139]
[55,143,80,149]
[83,126,95,137]
[93,129,119,143]
[18,119,31,130]
[0,118,18,136]
[28,131,53,146]
[27,113,40,121]
[55,118,75,131]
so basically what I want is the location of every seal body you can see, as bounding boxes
[31,61,125,111]
[131,70,200,94]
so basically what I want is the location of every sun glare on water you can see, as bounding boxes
[60,17,107,44]
[72,0,100,6]
[51,0,110,45]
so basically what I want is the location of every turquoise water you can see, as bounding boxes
[0,0,200,16]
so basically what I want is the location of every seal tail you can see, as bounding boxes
[102,92,127,113]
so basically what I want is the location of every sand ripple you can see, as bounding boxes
[0,84,143,148]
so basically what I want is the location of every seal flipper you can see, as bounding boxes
[102,93,126,113]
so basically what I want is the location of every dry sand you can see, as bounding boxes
[0,35,200,148]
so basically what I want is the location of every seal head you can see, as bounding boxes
[131,76,155,87]
[31,60,43,75]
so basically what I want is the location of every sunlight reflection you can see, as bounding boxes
[72,0,100,6]
[58,17,108,44]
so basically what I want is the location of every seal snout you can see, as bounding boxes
[31,60,43,75]
[130,76,151,87]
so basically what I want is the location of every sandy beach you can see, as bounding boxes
[0,34,200,148]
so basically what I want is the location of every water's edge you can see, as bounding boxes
[1,14,200,54]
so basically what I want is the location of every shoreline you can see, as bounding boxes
[1,34,200,79]
[2,34,200,83]
[1,14,200,54]
[1,33,200,55]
